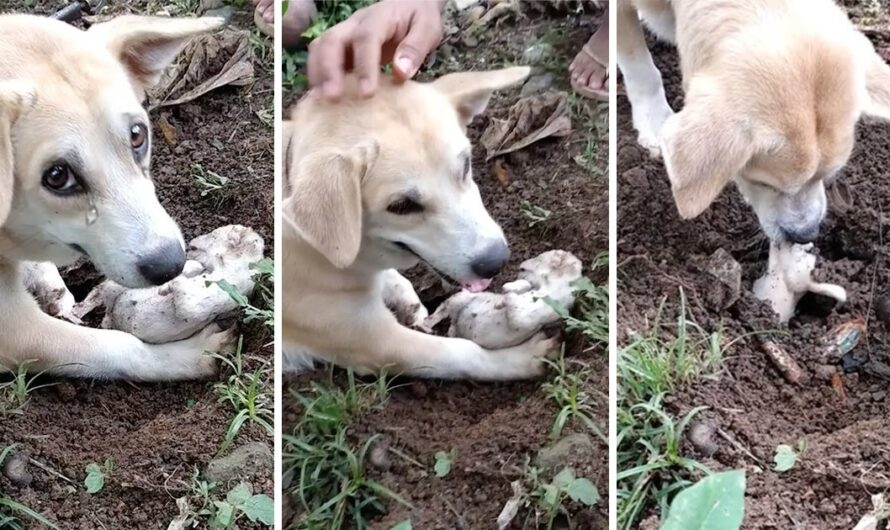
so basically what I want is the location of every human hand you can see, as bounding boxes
[307,0,445,100]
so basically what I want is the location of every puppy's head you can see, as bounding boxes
[284,67,529,291]
[0,15,221,287]
[661,25,890,243]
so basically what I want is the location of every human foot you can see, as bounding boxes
[569,15,609,100]
[283,0,316,48]
[252,0,274,36]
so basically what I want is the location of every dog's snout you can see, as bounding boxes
[471,241,510,279]
[782,225,820,245]
[137,241,186,286]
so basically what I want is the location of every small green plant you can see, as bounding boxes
[192,164,231,203]
[773,439,807,473]
[204,482,274,529]
[520,200,553,228]
[0,446,59,529]
[433,450,454,478]
[545,254,609,346]
[84,458,113,494]
[214,258,275,331]
[659,470,746,530]
[284,370,408,529]
[542,350,606,443]
[389,521,412,530]
[210,336,273,451]
[0,361,55,416]
[519,466,600,530]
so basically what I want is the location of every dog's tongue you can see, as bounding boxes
[461,279,492,293]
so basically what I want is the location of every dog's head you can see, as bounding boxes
[661,21,890,244]
[284,67,529,291]
[0,15,221,287]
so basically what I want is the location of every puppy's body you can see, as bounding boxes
[0,15,233,380]
[283,70,560,380]
[618,0,890,240]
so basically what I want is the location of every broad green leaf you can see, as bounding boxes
[84,464,105,494]
[542,483,559,508]
[773,444,797,473]
[568,478,600,506]
[389,521,412,530]
[242,494,274,525]
[553,468,576,488]
[213,279,248,306]
[434,451,453,478]
[660,470,746,530]
[226,482,252,505]
[211,501,235,528]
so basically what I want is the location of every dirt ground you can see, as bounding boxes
[617,3,890,528]
[284,4,609,529]
[0,1,274,528]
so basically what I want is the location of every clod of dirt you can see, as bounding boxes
[54,382,78,402]
[3,452,32,488]
[753,241,847,323]
[423,250,582,349]
[22,262,79,323]
[687,421,719,457]
[408,381,429,399]
[368,440,392,472]
[204,441,272,483]
[72,225,264,343]
[534,433,595,474]
[703,248,741,311]
[480,91,572,160]
[814,364,839,381]
[761,338,803,384]
[875,291,890,325]
[149,29,255,110]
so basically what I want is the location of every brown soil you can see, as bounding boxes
[0,2,274,528]
[284,4,609,529]
[617,9,890,530]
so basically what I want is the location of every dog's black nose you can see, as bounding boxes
[783,225,820,245]
[138,241,186,286]
[471,241,510,279]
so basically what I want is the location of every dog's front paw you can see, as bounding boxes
[633,99,673,158]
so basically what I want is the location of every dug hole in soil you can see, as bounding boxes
[284,4,609,529]
[0,1,274,527]
[618,5,890,528]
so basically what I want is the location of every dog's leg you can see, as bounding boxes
[346,314,560,380]
[0,267,232,380]
[617,0,674,156]
[380,269,429,328]
[21,262,79,323]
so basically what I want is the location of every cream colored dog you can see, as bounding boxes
[618,0,890,242]
[0,15,235,380]
[282,68,561,380]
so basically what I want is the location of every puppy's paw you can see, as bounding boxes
[157,324,235,379]
[506,332,561,378]
[194,323,238,356]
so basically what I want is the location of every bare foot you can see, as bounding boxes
[252,0,274,36]
[283,0,317,48]
[569,8,609,100]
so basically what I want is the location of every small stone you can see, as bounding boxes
[535,433,595,473]
[204,442,271,483]
[520,73,554,97]
[3,452,32,488]
[368,441,391,472]
[522,42,553,64]
[704,248,742,310]
[461,34,479,48]
[687,421,719,457]
[409,381,428,399]
[54,382,77,402]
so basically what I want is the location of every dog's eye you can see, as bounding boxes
[41,164,82,195]
[130,123,149,159]
[387,197,424,215]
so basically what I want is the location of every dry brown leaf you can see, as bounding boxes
[492,159,511,187]
[480,91,572,160]
[157,114,178,146]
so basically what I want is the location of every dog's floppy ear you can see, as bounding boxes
[431,66,531,126]
[282,142,378,268]
[857,34,890,120]
[0,82,35,227]
[88,15,224,96]
[661,99,754,219]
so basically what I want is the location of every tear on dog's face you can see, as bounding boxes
[660,22,890,244]
[0,15,222,288]
[284,67,530,291]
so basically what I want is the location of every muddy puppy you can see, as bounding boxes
[0,15,235,380]
[282,67,562,380]
[618,0,890,242]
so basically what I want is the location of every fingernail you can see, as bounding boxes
[396,56,415,77]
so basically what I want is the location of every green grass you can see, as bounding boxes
[0,362,54,417]
[211,336,274,451]
[284,369,410,529]
[542,350,606,444]
[617,292,738,530]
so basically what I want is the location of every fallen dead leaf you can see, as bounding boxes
[831,372,848,404]
[492,159,511,187]
[480,91,572,160]
[157,114,178,146]
[149,29,254,110]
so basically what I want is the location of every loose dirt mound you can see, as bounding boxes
[618,20,890,530]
